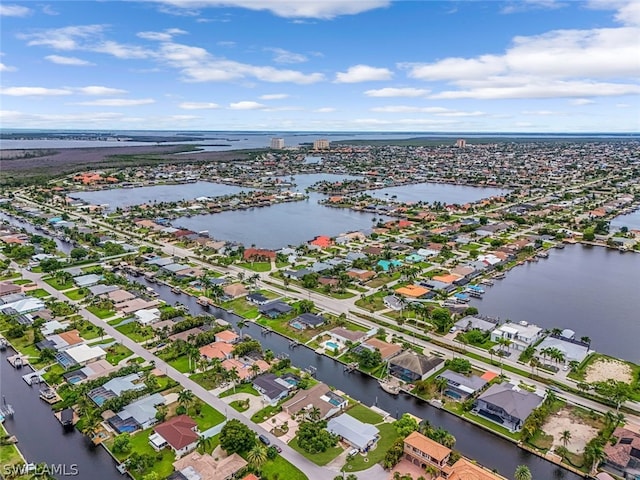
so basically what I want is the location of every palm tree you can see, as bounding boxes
[250,363,261,378]
[196,435,212,454]
[247,444,268,468]
[584,442,606,475]
[96,326,105,340]
[228,367,240,394]
[514,465,532,480]
[308,406,322,422]
[560,430,571,448]
[435,377,448,395]
[178,389,195,413]
[187,345,200,373]
[236,319,248,339]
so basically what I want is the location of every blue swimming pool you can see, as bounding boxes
[290,321,304,330]
[445,390,462,400]
[325,341,340,350]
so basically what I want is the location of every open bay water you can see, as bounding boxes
[470,244,640,363]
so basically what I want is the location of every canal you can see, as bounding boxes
[470,244,640,363]
[134,276,579,480]
[0,347,122,480]
[0,212,74,255]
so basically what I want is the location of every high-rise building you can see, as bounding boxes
[313,139,330,150]
[456,138,466,148]
[270,138,285,149]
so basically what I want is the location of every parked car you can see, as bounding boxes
[258,434,271,446]
[273,445,282,453]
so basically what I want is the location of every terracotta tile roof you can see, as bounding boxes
[154,415,198,450]
[404,431,451,462]
[57,329,83,345]
[395,284,430,298]
[199,342,233,360]
[448,458,507,480]
[215,330,239,343]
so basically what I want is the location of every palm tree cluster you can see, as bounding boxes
[538,347,566,369]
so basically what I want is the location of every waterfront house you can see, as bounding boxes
[403,431,451,473]
[447,458,508,480]
[309,235,333,249]
[73,274,102,288]
[107,392,165,433]
[88,284,119,296]
[258,300,292,318]
[359,338,402,361]
[172,451,247,480]
[221,358,269,381]
[327,327,367,345]
[243,248,276,262]
[490,321,544,352]
[436,369,488,400]
[57,344,107,368]
[62,359,117,384]
[246,292,269,305]
[106,289,136,304]
[535,334,590,364]
[395,284,431,299]
[454,315,500,333]
[474,383,544,432]
[282,382,348,421]
[252,373,293,405]
[388,351,444,382]
[88,373,145,406]
[150,415,199,458]
[290,312,325,330]
[119,298,161,315]
[223,283,248,299]
[327,413,379,452]
[603,427,640,479]
[214,329,239,344]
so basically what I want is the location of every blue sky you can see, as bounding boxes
[1,0,638,132]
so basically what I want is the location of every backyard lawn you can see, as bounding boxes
[87,305,117,319]
[342,423,398,472]
[346,404,384,424]
[0,424,24,472]
[166,355,192,374]
[106,428,175,480]
[289,436,343,466]
[221,297,260,319]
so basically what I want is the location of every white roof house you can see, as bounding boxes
[41,320,68,336]
[135,308,161,325]
[66,344,107,366]
[491,321,544,351]
[327,414,379,452]
[0,297,46,314]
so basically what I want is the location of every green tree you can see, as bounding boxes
[296,420,338,454]
[112,433,131,454]
[393,414,418,437]
[178,389,195,412]
[219,419,256,454]
[431,308,452,333]
[70,247,88,260]
[514,465,532,480]
[247,444,268,468]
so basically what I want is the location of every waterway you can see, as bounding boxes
[470,244,640,363]
[367,183,508,205]
[0,347,122,480]
[130,276,579,480]
[0,211,74,255]
[611,208,640,231]
[68,181,253,210]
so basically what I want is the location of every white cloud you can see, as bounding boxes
[75,98,156,106]
[259,93,289,100]
[0,86,71,96]
[370,105,485,116]
[19,24,105,50]
[0,110,125,126]
[501,0,565,14]
[155,1,390,19]
[76,86,127,95]
[41,4,59,16]
[616,103,631,108]
[0,4,32,17]
[137,28,187,41]
[265,47,307,64]
[521,110,565,115]
[364,87,429,97]
[93,41,154,59]
[403,55,504,81]
[45,55,94,66]
[335,64,393,83]
[0,62,16,72]
[314,107,336,113]
[179,102,220,109]
[229,101,267,110]
[570,98,596,105]
[217,40,236,47]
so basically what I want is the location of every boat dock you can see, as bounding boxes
[7,354,27,369]
[22,370,44,385]
[344,362,358,373]
[39,386,61,404]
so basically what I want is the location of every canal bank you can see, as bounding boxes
[0,346,123,480]
[132,276,581,480]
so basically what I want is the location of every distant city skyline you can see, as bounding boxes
[1,0,638,132]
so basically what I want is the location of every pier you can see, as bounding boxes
[344,362,358,373]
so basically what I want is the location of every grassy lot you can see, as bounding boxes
[289,436,343,466]
[64,288,88,301]
[221,297,260,319]
[43,277,74,290]
[42,363,66,385]
[74,319,103,340]
[115,322,155,343]
[167,355,192,374]
[342,422,398,472]
[365,272,401,289]
[190,401,225,430]
[568,354,640,400]
[8,331,42,362]
[219,383,259,398]
[355,291,388,312]
[238,262,272,272]
[105,344,134,365]
[346,404,384,424]
[86,305,117,319]
[189,371,220,390]
[251,405,281,423]
[106,428,175,480]
[29,288,51,298]
[0,424,24,471]
[256,314,324,343]
[260,454,308,480]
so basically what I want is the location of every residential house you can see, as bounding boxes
[388,351,444,382]
[119,298,161,315]
[403,431,451,473]
[535,334,590,364]
[88,373,145,406]
[290,313,325,330]
[38,329,84,352]
[172,451,247,480]
[283,268,313,280]
[491,321,544,352]
[149,415,199,458]
[107,393,166,433]
[474,383,544,431]
[252,373,293,405]
[327,414,379,452]
[246,293,269,305]
[58,344,107,368]
[135,308,161,326]
[395,284,431,299]
[346,268,376,282]
[0,282,21,297]
[327,327,366,345]
[454,315,500,333]
[309,235,333,249]
[61,359,117,384]
[243,248,276,262]
[436,369,488,400]
[222,283,248,299]
[199,342,233,361]
[214,330,239,344]
[40,320,67,336]
[258,300,292,318]
[358,338,402,361]
[0,297,46,314]
[282,383,348,421]
[107,289,136,304]
[73,274,102,288]
[383,295,403,311]
[221,358,269,381]
[447,458,508,480]
[603,427,640,479]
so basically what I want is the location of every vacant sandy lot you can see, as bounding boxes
[543,408,600,453]
[585,358,633,384]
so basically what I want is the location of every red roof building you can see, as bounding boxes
[243,248,276,261]
[309,235,333,248]
[151,415,199,457]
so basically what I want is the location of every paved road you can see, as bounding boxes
[16,265,388,480]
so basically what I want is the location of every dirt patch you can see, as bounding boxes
[585,358,633,384]
[542,408,600,453]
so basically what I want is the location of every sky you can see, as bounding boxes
[0,0,639,132]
